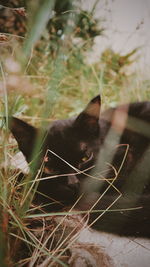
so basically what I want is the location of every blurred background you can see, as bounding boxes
[83,0,150,77]
[0,0,149,123]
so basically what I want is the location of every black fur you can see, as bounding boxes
[9,95,150,238]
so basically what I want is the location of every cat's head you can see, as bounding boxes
[9,95,101,206]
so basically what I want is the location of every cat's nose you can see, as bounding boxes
[67,175,79,190]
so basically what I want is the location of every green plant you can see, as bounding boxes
[0,0,150,266]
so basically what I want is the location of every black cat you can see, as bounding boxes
[9,95,150,238]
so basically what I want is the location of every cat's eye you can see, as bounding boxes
[81,151,93,163]
[81,156,89,162]
[44,166,56,175]
[43,158,55,173]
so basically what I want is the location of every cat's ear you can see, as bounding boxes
[83,95,101,118]
[74,95,101,136]
[9,117,37,162]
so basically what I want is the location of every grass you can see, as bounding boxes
[0,1,150,266]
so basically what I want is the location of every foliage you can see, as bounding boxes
[0,0,149,266]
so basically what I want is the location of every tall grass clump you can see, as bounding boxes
[0,0,150,266]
